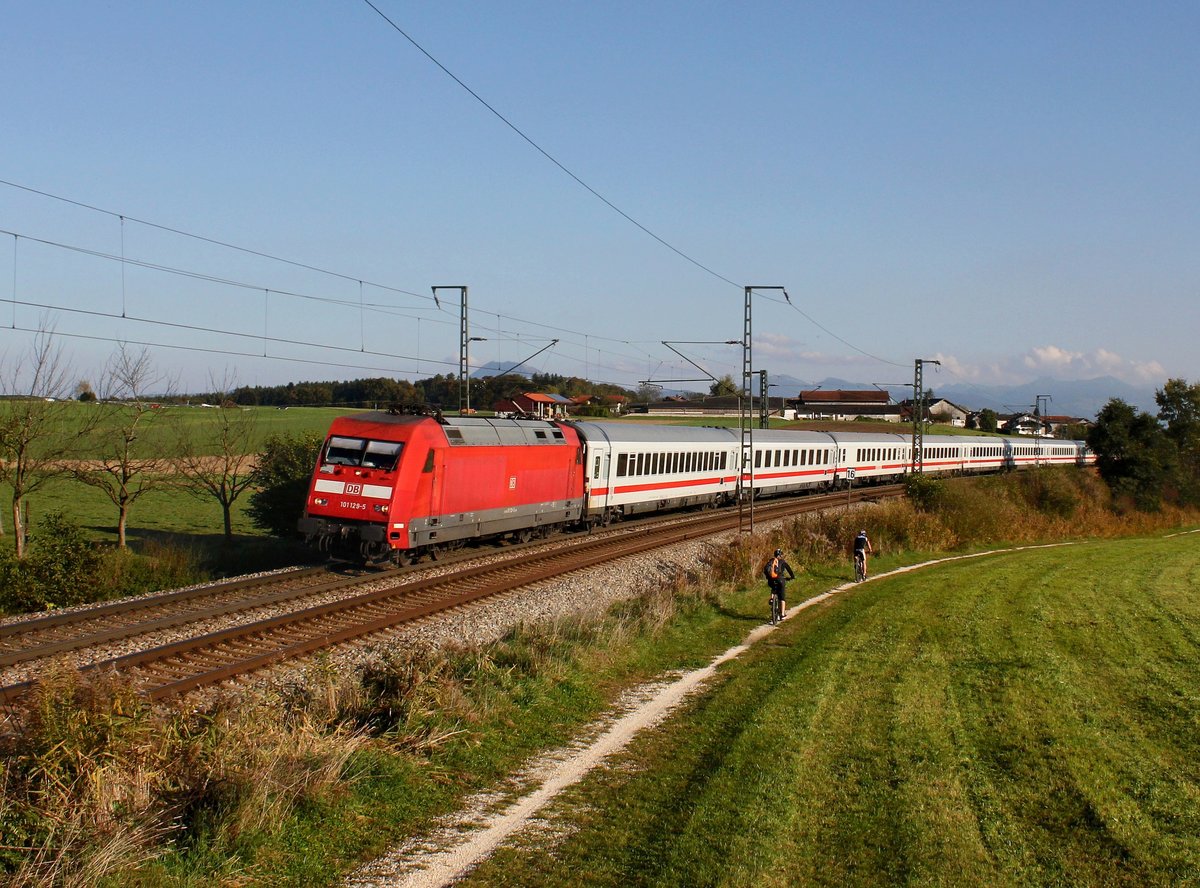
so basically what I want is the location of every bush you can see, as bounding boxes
[574,405,611,418]
[904,472,946,512]
[247,432,324,538]
[0,512,103,613]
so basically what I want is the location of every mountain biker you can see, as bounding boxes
[853,529,873,579]
[763,548,796,620]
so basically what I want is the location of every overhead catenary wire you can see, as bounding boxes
[2,187,715,389]
[358,3,913,375]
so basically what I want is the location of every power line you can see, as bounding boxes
[359,0,742,289]
[0,178,433,305]
[359,6,917,375]
[0,227,445,324]
[0,322,429,378]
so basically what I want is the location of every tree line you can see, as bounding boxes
[209,372,635,410]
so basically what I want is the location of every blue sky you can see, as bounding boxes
[2,1,1196,398]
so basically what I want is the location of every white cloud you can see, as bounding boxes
[919,346,1167,387]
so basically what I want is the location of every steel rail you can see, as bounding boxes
[0,485,902,707]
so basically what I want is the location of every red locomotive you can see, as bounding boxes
[298,412,584,563]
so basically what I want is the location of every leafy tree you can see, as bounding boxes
[977,408,998,433]
[1087,398,1176,511]
[634,383,662,404]
[247,432,324,538]
[1156,378,1200,502]
[709,374,739,397]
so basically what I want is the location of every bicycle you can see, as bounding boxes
[854,551,866,583]
[768,588,782,625]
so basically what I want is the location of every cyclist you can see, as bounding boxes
[763,548,796,622]
[853,529,873,580]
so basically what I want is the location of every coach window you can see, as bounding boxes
[593,455,602,479]
[617,453,627,477]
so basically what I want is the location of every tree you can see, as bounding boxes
[709,374,739,397]
[1087,398,1176,511]
[0,329,95,558]
[1156,378,1200,502]
[977,408,999,433]
[172,375,258,542]
[71,345,175,548]
[634,383,662,404]
[246,432,323,538]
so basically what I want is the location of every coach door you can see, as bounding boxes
[588,442,612,512]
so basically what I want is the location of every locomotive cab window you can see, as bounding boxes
[324,436,367,466]
[362,441,403,471]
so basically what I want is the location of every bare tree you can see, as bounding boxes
[71,344,176,548]
[171,374,258,543]
[0,328,94,558]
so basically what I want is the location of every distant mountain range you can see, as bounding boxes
[474,361,1158,420]
[767,375,1159,420]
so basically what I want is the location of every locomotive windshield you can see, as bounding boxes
[324,436,403,471]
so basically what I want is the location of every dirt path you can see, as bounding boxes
[343,544,1080,888]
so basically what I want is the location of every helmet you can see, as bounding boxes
[859,529,866,535]
[774,548,782,556]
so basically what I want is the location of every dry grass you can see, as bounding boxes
[0,666,369,887]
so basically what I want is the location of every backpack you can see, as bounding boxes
[764,557,780,581]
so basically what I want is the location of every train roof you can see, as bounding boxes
[330,412,571,446]
[568,421,738,445]
[442,416,571,446]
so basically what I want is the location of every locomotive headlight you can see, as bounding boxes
[375,504,389,513]
[314,497,328,506]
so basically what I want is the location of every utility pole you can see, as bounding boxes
[433,285,470,414]
[912,358,940,472]
[740,286,788,533]
[1035,393,1051,465]
[759,370,769,429]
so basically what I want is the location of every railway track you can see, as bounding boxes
[0,486,901,706]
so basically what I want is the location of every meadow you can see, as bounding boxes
[468,533,1200,887]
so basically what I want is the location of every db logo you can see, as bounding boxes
[345,483,363,495]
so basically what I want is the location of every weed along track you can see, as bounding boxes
[0,487,900,706]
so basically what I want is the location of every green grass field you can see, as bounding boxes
[0,404,354,547]
[460,534,1200,887]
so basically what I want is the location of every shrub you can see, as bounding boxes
[905,472,946,512]
[247,432,324,538]
[0,512,103,613]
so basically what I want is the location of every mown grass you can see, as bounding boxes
[465,533,1200,887]
[0,402,352,458]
